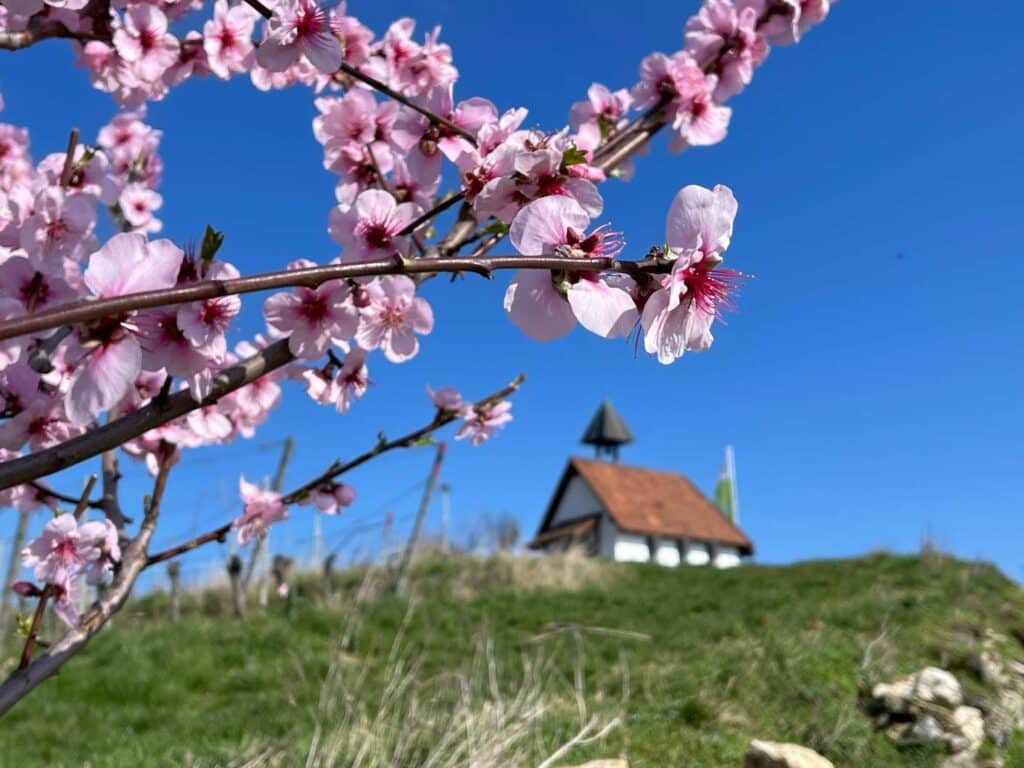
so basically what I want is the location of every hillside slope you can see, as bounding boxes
[1,553,1022,767]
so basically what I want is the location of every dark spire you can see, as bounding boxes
[581,401,634,462]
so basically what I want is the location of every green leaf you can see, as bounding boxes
[410,436,436,447]
[200,225,225,263]
[481,220,510,237]
[561,145,588,167]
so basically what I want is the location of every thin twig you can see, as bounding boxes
[399,192,465,236]
[71,475,97,519]
[58,129,80,188]
[143,374,526,567]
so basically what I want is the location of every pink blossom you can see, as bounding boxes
[67,233,183,425]
[0,256,76,313]
[51,579,82,628]
[113,5,180,83]
[569,83,632,148]
[641,184,742,364]
[19,187,96,262]
[118,183,163,232]
[233,475,287,545]
[302,481,355,515]
[204,0,258,80]
[330,189,422,263]
[456,400,512,446]
[504,196,637,341]
[21,513,106,586]
[255,0,343,75]
[686,0,769,101]
[176,259,242,359]
[427,385,462,411]
[263,276,358,360]
[330,3,373,67]
[1,0,88,19]
[391,86,497,165]
[355,276,433,363]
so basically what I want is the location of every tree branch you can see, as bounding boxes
[0,450,173,715]
[0,254,662,343]
[142,373,526,568]
[0,340,295,491]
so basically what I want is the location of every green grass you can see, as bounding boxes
[1,553,1022,767]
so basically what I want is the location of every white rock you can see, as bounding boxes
[948,706,985,755]
[913,667,963,709]
[744,740,834,768]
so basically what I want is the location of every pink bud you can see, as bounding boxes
[11,581,41,597]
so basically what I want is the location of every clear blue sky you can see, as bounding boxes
[2,1,1022,586]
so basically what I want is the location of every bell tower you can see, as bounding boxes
[580,401,634,462]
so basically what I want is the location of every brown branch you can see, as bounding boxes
[28,482,103,510]
[284,372,525,504]
[71,475,97,519]
[58,129,80,188]
[0,254,663,343]
[143,373,527,568]
[335,62,477,145]
[0,449,173,714]
[145,526,231,568]
[17,586,52,670]
[100,450,128,530]
[0,339,295,492]
[399,192,466,237]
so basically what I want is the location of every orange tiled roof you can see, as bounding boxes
[539,457,753,554]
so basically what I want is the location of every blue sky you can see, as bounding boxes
[2,1,1022,586]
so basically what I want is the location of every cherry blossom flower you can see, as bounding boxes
[641,184,743,364]
[0,256,76,313]
[302,481,355,515]
[2,0,87,20]
[264,272,358,360]
[233,475,287,545]
[504,196,637,342]
[355,276,433,363]
[330,189,423,262]
[569,83,632,149]
[67,233,183,425]
[204,0,258,80]
[456,400,512,446]
[256,0,343,75]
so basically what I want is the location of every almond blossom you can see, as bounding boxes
[67,233,183,425]
[21,513,111,587]
[233,475,287,544]
[263,269,358,360]
[301,480,355,515]
[456,400,513,446]
[203,0,258,80]
[504,196,637,342]
[355,276,433,363]
[255,0,343,75]
[113,5,181,84]
[330,189,423,263]
[641,184,743,364]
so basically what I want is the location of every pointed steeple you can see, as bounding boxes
[581,401,634,462]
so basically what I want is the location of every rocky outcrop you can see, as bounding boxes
[744,740,834,768]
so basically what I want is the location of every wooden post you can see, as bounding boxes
[322,553,336,605]
[226,554,245,619]
[271,554,294,600]
[166,561,181,623]
[394,441,446,597]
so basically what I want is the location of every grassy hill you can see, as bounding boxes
[1,553,1022,767]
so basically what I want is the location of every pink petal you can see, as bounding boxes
[503,269,576,342]
[566,280,638,339]
[66,336,142,425]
